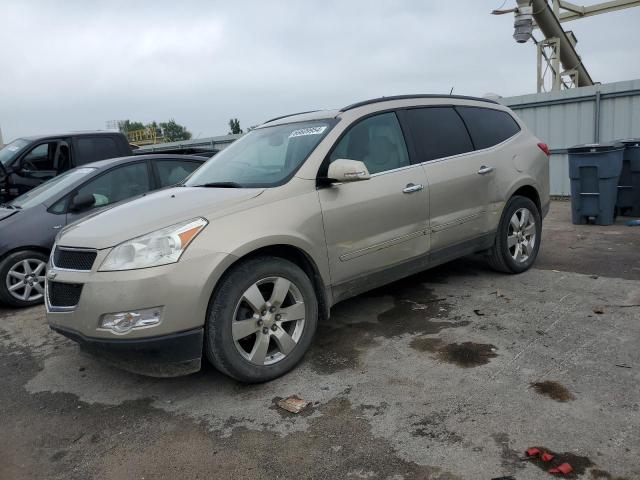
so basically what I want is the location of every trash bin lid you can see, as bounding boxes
[618,138,640,148]
[568,142,625,153]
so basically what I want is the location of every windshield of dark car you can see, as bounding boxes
[0,138,30,167]
[10,167,96,209]
[185,120,335,188]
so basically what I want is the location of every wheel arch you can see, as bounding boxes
[210,243,331,323]
[0,245,51,264]
[511,184,541,213]
[488,181,542,248]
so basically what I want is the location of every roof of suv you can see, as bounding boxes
[260,94,500,127]
[20,131,124,141]
[340,94,498,111]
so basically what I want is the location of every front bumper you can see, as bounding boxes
[46,248,237,375]
[51,325,204,377]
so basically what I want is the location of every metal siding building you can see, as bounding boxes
[500,79,640,195]
[136,134,241,154]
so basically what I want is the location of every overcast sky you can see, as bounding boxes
[1,0,639,141]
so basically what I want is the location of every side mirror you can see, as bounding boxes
[327,159,371,183]
[70,193,95,212]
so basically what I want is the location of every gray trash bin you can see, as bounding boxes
[568,142,625,225]
[617,138,640,216]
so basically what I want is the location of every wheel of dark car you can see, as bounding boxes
[0,250,49,308]
[204,256,318,383]
[486,196,542,274]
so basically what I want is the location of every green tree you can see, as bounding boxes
[228,118,243,135]
[159,119,192,142]
[118,119,145,133]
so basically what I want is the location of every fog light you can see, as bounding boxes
[99,307,163,334]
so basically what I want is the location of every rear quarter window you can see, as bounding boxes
[456,107,521,150]
[75,137,120,164]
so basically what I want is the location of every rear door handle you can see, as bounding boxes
[478,165,494,175]
[403,183,424,194]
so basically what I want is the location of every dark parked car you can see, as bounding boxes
[0,154,206,307]
[0,131,132,201]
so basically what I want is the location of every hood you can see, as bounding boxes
[58,186,265,249]
[0,207,19,222]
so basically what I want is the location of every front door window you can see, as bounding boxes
[73,162,150,209]
[22,143,57,172]
[329,112,410,174]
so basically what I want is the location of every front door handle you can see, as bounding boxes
[478,165,494,175]
[403,183,424,194]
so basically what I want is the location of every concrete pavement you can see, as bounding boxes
[1,200,639,479]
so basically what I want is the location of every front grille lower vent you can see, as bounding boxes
[48,281,83,308]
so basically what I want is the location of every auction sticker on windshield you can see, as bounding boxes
[288,126,327,138]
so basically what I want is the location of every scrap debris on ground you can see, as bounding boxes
[276,395,310,414]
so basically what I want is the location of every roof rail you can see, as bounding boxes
[263,110,320,124]
[340,94,498,112]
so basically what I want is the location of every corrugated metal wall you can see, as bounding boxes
[500,79,640,195]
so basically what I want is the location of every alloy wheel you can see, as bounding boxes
[5,258,47,302]
[232,276,306,366]
[507,207,537,263]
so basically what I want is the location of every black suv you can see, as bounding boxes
[0,131,132,201]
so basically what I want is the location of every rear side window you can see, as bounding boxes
[156,160,201,187]
[75,137,120,164]
[403,107,474,162]
[456,107,521,150]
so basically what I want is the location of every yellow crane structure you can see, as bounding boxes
[127,127,160,146]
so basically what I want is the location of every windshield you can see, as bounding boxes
[0,138,30,167]
[10,167,96,209]
[185,120,335,188]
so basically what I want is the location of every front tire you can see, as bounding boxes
[204,256,318,383]
[486,196,541,274]
[0,250,48,307]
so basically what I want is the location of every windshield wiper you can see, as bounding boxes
[0,203,19,210]
[195,182,243,188]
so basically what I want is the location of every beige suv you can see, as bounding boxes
[46,95,549,382]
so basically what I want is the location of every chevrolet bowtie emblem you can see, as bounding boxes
[47,271,57,281]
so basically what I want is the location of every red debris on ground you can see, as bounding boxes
[541,452,555,462]
[549,462,574,475]
[526,447,541,457]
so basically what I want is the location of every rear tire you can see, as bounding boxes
[486,196,541,274]
[0,250,48,308]
[204,256,318,383]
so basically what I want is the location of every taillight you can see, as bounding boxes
[537,142,550,156]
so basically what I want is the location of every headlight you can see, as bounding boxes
[99,218,207,271]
